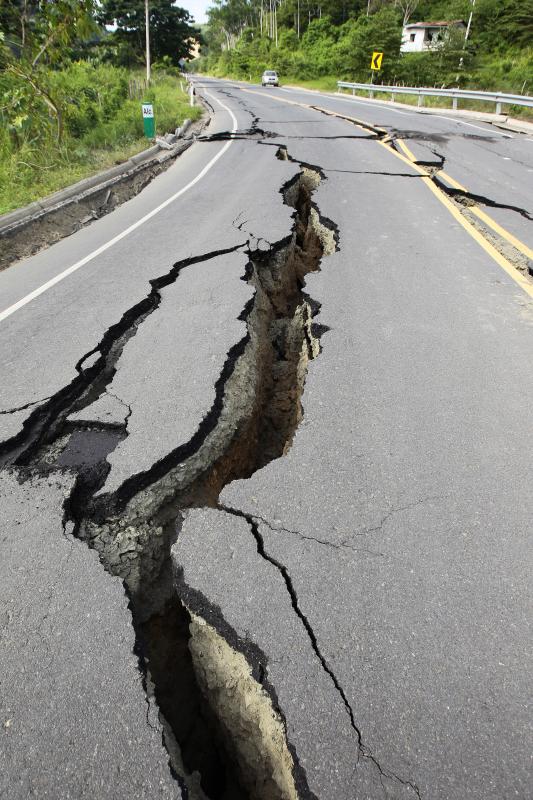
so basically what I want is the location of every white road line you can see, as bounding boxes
[0,90,238,324]
[280,86,514,135]
[437,116,513,137]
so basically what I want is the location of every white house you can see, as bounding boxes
[401,20,466,53]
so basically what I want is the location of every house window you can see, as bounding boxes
[410,33,416,41]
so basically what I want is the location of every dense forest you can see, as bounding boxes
[198,0,533,92]
[0,0,201,212]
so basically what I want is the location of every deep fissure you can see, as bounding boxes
[4,154,337,799]
[74,161,333,799]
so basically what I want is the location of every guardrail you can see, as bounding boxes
[337,81,533,114]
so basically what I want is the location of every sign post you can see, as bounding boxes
[370,52,383,97]
[142,103,155,138]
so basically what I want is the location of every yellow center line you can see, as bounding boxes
[238,86,533,299]
[381,141,533,298]
[239,86,383,136]
[395,138,421,166]
[469,207,533,261]
[395,140,533,261]
[437,170,468,192]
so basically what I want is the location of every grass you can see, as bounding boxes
[277,76,339,93]
[0,74,202,215]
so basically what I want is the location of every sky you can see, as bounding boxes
[182,0,210,25]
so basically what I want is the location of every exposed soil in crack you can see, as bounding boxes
[2,147,338,800]
[433,177,533,222]
[218,506,421,799]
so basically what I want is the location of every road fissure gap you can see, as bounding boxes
[4,150,338,799]
[73,158,335,799]
[78,159,335,799]
[0,245,246,468]
[306,105,531,276]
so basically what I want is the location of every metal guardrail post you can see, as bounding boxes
[336,81,533,113]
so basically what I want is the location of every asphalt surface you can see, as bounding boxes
[1,77,532,799]
[272,84,533,249]
[90,250,253,496]
[0,472,180,800]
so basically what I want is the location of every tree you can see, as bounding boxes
[334,6,402,79]
[98,0,199,66]
[490,0,533,48]
[394,0,419,24]
[0,0,97,141]
[206,0,254,50]
[366,0,419,23]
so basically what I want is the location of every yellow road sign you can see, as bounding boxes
[371,51,383,70]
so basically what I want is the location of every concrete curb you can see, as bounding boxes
[1,140,185,236]
[495,117,533,135]
[0,113,208,269]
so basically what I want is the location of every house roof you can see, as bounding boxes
[403,20,466,29]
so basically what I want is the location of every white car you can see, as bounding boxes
[261,70,279,87]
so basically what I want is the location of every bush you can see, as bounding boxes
[0,69,200,213]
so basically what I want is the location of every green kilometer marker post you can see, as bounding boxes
[142,102,155,138]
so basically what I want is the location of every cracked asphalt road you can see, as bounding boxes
[1,77,532,799]
[0,472,180,800]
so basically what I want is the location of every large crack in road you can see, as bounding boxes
[4,83,530,800]
[1,145,342,799]
[272,96,532,277]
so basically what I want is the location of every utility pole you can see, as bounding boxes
[464,0,476,45]
[457,0,475,79]
[145,0,151,83]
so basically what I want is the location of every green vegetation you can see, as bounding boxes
[0,68,201,214]
[196,0,533,99]
[96,0,197,67]
[0,0,202,214]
